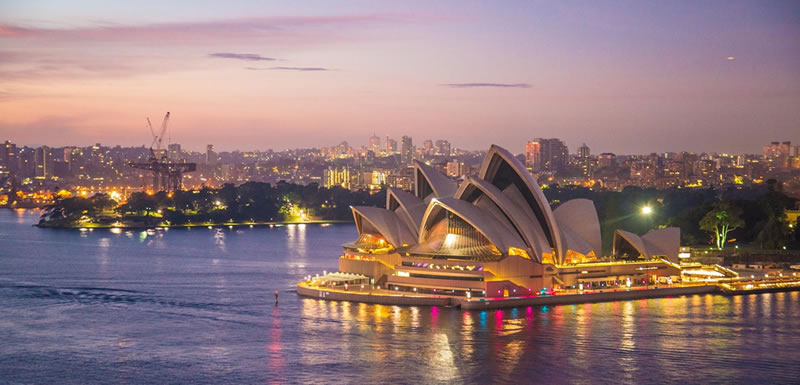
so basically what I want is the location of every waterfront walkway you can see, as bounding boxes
[296,278,800,309]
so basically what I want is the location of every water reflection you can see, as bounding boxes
[268,305,284,385]
[97,237,110,274]
[3,209,799,384]
[213,229,226,252]
[427,333,457,382]
[15,208,28,224]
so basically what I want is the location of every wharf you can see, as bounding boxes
[296,282,453,306]
[297,279,800,309]
[458,285,718,310]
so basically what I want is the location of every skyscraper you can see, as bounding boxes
[526,138,568,172]
[368,134,381,154]
[323,166,351,189]
[1,141,17,174]
[435,139,451,156]
[168,143,182,161]
[206,144,216,165]
[597,153,617,169]
[578,143,590,159]
[525,140,542,170]
[763,141,792,169]
[422,139,433,156]
[446,160,466,178]
[401,136,414,166]
[35,146,53,179]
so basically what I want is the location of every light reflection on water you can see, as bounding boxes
[1,210,799,384]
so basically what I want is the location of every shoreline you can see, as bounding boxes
[297,281,800,310]
[35,219,350,230]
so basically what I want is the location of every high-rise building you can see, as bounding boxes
[401,136,414,166]
[385,137,397,154]
[525,140,542,170]
[763,141,792,169]
[577,143,590,159]
[206,144,216,165]
[1,141,17,174]
[333,141,350,158]
[89,143,103,168]
[422,140,434,156]
[597,153,617,169]
[16,147,35,178]
[526,138,568,172]
[368,134,381,154]
[168,143,182,160]
[763,141,791,158]
[435,139,451,156]
[323,166,351,189]
[446,160,466,178]
[35,146,53,179]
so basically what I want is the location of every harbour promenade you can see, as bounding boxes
[296,278,800,309]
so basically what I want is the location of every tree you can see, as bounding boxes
[700,202,744,250]
[755,186,794,249]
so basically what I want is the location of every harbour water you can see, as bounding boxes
[1,209,799,384]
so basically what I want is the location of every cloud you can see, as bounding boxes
[0,14,415,44]
[0,15,408,80]
[246,66,332,71]
[209,53,277,61]
[442,83,531,88]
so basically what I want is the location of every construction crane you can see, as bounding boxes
[147,112,170,159]
[128,112,196,192]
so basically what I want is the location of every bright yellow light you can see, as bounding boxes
[641,206,653,215]
[508,247,531,260]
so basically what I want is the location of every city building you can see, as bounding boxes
[206,144,216,165]
[597,153,617,169]
[2,141,17,175]
[422,139,434,156]
[168,143,182,160]
[35,146,53,179]
[446,160,466,178]
[368,134,381,154]
[524,140,541,170]
[324,166,351,189]
[526,138,568,172]
[435,140,451,156]
[577,143,590,159]
[401,136,414,166]
[385,136,397,154]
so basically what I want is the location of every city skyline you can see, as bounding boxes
[2,1,799,154]
[5,134,799,157]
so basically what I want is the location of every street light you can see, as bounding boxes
[641,206,653,215]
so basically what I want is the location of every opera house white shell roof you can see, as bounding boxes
[348,144,679,266]
[613,228,681,263]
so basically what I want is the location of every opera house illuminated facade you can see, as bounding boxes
[337,145,683,298]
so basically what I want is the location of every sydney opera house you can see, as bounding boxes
[335,145,684,298]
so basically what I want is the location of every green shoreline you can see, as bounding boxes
[35,219,351,230]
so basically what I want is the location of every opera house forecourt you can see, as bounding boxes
[297,145,797,309]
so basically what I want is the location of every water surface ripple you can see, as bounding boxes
[1,209,799,384]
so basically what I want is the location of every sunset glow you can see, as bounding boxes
[1,1,798,153]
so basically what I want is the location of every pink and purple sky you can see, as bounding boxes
[1,0,798,154]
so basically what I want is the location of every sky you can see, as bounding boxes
[1,0,798,154]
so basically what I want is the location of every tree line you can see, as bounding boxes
[546,179,799,252]
[39,180,799,252]
[39,181,384,227]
